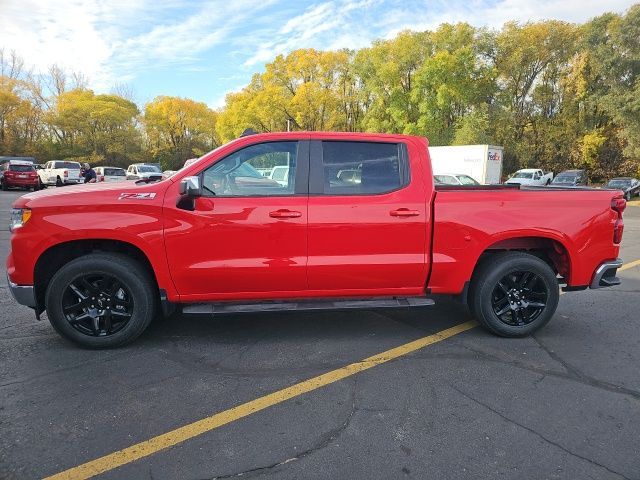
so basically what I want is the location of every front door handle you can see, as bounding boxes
[269,209,302,219]
[390,208,420,217]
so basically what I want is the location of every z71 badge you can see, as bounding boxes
[118,192,157,200]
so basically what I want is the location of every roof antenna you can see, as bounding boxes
[240,128,257,137]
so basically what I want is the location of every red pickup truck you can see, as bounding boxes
[7,132,626,348]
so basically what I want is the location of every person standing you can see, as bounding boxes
[83,163,97,183]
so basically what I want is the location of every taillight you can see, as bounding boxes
[611,197,626,244]
[63,169,68,177]
[98,175,104,182]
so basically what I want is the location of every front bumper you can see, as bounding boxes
[590,258,623,289]
[7,272,36,308]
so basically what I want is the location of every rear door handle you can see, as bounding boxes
[390,208,420,217]
[269,209,302,219]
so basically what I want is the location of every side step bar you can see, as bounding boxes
[182,297,435,315]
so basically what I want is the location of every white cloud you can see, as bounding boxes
[244,0,381,66]
[243,0,635,69]
[0,0,276,91]
[0,0,635,101]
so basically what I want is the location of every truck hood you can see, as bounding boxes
[13,179,169,209]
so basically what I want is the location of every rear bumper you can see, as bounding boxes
[4,178,39,187]
[590,258,623,289]
[7,272,36,308]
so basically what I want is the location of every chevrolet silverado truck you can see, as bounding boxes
[38,160,82,186]
[6,132,626,348]
[506,168,554,186]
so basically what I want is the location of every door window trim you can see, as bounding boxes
[308,140,410,196]
[196,140,310,198]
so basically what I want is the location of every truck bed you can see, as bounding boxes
[429,186,623,294]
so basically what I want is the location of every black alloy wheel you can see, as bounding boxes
[61,273,134,337]
[468,251,559,337]
[45,253,156,348]
[490,270,549,327]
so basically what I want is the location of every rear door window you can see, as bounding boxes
[317,141,406,195]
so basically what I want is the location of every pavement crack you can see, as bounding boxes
[209,378,358,480]
[455,343,640,403]
[531,335,586,379]
[451,385,632,480]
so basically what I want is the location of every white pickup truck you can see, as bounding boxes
[506,168,553,186]
[39,160,82,186]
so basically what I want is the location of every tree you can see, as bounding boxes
[144,96,219,169]
[47,89,141,165]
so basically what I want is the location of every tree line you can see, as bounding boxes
[0,4,638,179]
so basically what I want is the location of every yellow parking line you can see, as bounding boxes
[619,259,640,272]
[44,320,477,480]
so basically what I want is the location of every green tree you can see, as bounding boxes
[144,96,219,169]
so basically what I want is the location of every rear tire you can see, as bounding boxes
[468,252,559,337]
[45,253,157,348]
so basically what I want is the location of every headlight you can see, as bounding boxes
[10,208,31,231]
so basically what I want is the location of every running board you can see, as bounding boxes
[181,297,435,315]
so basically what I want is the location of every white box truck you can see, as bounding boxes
[428,145,503,185]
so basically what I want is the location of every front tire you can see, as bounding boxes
[45,253,157,348]
[468,252,559,337]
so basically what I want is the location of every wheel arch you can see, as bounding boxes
[474,234,573,284]
[34,239,161,313]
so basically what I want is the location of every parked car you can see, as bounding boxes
[126,163,163,181]
[605,177,640,200]
[551,169,589,187]
[337,168,362,185]
[506,169,553,186]
[95,166,127,183]
[38,160,82,186]
[0,160,40,191]
[269,165,290,186]
[7,132,626,348]
[0,156,36,167]
[434,173,480,186]
[183,158,198,169]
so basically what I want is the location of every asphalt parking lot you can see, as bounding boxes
[0,189,639,480]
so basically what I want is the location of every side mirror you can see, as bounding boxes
[179,176,202,197]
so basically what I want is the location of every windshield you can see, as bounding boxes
[552,175,576,184]
[458,175,479,185]
[9,164,35,172]
[271,167,288,181]
[607,179,631,188]
[434,175,458,185]
[138,165,162,173]
[512,171,533,179]
[233,162,263,178]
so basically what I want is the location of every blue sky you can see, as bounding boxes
[0,0,635,108]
